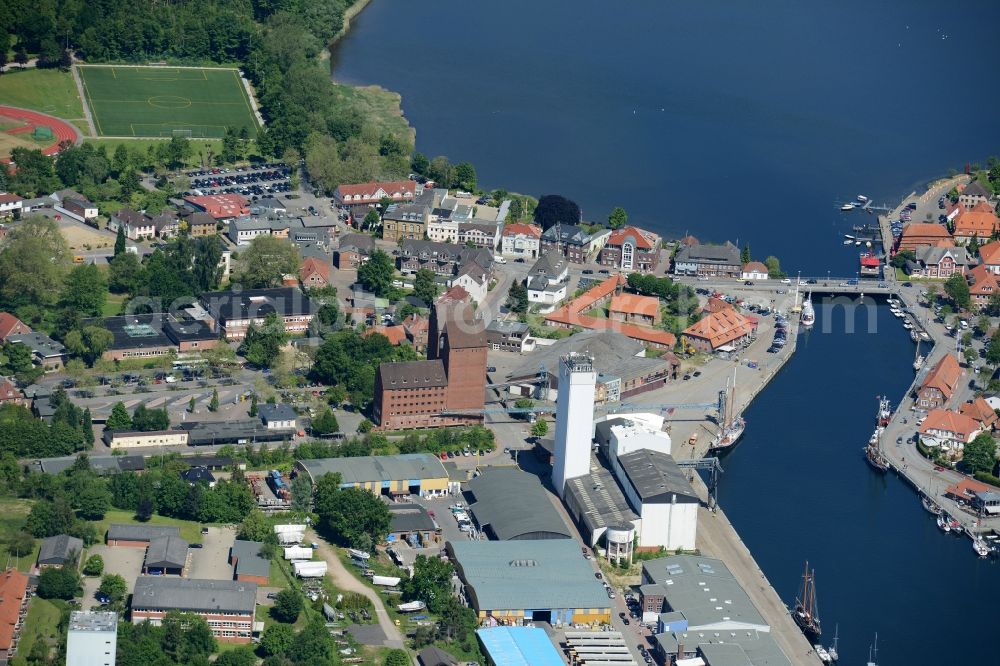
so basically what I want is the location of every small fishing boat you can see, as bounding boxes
[920,331,931,341]
[937,514,951,533]
[973,537,990,558]
[815,645,832,663]
[914,354,924,370]
[866,634,879,666]
[841,203,856,211]
[903,322,913,330]
[857,195,869,203]
[843,239,854,245]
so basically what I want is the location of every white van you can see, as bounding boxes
[493,255,507,264]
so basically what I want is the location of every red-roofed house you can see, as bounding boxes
[609,293,661,326]
[184,194,249,220]
[333,180,416,210]
[952,203,1000,243]
[945,477,993,503]
[959,397,998,431]
[979,240,1000,274]
[741,261,768,280]
[0,313,30,341]
[915,354,962,410]
[918,408,981,455]
[403,314,429,352]
[0,193,23,217]
[500,223,542,259]
[299,257,331,289]
[702,297,733,314]
[600,226,662,272]
[0,568,29,656]
[958,180,992,209]
[897,223,951,252]
[968,264,1000,312]
[681,308,757,353]
[0,380,26,407]
[367,325,407,346]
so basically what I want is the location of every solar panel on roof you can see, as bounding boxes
[123,323,158,337]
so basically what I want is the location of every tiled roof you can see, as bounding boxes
[959,398,998,427]
[184,194,249,219]
[367,325,407,345]
[920,354,962,400]
[899,223,951,243]
[336,180,415,199]
[962,180,991,198]
[0,312,30,340]
[682,308,756,348]
[953,207,1000,237]
[502,223,541,239]
[299,256,331,284]
[979,240,1000,265]
[606,225,659,250]
[968,264,1000,297]
[919,408,979,439]
[378,359,448,388]
[0,569,28,650]
[610,293,660,317]
[742,261,768,274]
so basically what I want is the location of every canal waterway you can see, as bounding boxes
[330,0,1000,278]
[330,2,1000,662]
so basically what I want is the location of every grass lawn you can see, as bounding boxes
[78,65,258,139]
[94,509,204,543]
[10,598,64,666]
[0,68,85,120]
[0,497,38,573]
[102,293,127,317]
[331,82,413,146]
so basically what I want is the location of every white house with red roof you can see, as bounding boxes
[0,193,23,217]
[978,240,1000,274]
[333,180,416,210]
[918,408,981,456]
[299,257,331,289]
[500,223,542,259]
[741,261,769,280]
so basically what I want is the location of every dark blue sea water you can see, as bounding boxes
[331,1,1000,662]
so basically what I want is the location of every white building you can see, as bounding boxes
[526,251,570,312]
[0,193,23,216]
[258,403,297,430]
[614,449,698,551]
[427,216,459,243]
[501,223,542,259]
[595,414,672,461]
[66,611,117,666]
[103,430,189,449]
[553,353,596,498]
[450,263,489,305]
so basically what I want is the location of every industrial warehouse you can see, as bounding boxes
[465,468,572,541]
[446,539,612,626]
[294,453,452,497]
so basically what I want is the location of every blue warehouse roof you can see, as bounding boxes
[476,627,563,666]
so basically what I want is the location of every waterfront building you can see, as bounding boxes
[959,397,998,431]
[333,180,416,211]
[906,245,968,279]
[501,223,542,259]
[914,354,961,410]
[681,307,757,352]
[672,241,741,278]
[951,202,1000,243]
[968,264,1000,311]
[294,453,450,497]
[896,223,952,251]
[610,448,698,550]
[595,414,672,459]
[740,261,769,280]
[66,611,117,666]
[600,225,662,272]
[552,353,597,498]
[958,180,992,209]
[447,539,612,625]
[131,577,257,643]
[917,408,981,456]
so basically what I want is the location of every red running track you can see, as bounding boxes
[0,105,82,157]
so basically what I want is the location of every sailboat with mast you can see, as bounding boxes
[866,633,879,666]
[865,397,891,472]
[913,338,925,371]
[793,561,822,639]
[710,369,745,452]
[828,624,839,662]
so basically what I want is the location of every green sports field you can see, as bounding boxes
[78,65,259,139]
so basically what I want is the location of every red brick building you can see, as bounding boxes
[0,313,30,341]
[915,354,961,410]
[107,524,179,548]
[299,256,331,289]
[131,577,256,643]
[600,226,662,272]
[0,568,29,658]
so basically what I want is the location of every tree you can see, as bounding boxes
[454,161,477,190]
[505,280,529,314]
[136,497,154,522]
[249,393,258,417]
[315,302,339,328]
[239,313,287,368]
[762,255,785,279]
[964,433,997,474]
[26,499,76,538]
[412,268,439,306]
[531,418,549,438]
[106,402,132,430]
[237,509,271,542]
[209,389,220,412]
[945,273,971,310]
[411,152,430,175]
[215,647,257,666]
[314,485,390,547]
[534,194,581,230]
[64,325,114,366]
[977,316,992,337]
[132,404,169,431]
[362,208,381,232]
[964,346,978,366]
[189,396,197,413]
[234,235,301,288]
[357,249,395,297]
[114,225,127,256]
[384,649,410,666]
[741,245,751,265]
[284,617,335,664]
[82,408,94,447]
[260,623,295,656]
[0,216,71,309]
[37,566,81,599]
[271,589,304,623]
[77,481,112,519]
[6,532,35,558]
[608,206,627,230]
[83,554,104,576]
[108,251,143,295]
[403,554,454,614]
[98,573,128,607]
[311,408,339,435]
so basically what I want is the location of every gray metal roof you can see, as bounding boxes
[674,241,740,265]
[38,534,83,565]
[507,329,670,384]
[297,453,448,485]
[642,555,769,632]
[107,524,179,542]
[258,403,297,423]
[144,535,189,568]
[655,630,791,666]
[378,359,448,389]
[563,467,639,541]
[178,419,289,445]
[231,540,270,578]
[37,455,133,476]
[132,577,257,614]
[486,320,529,334]
[388,505,437,534]
[448,539,611,613]
[466,468,573,541]
[529,251,567,280]
[617,449,698,504]
[5,332,67,358]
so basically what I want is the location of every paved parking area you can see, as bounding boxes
[187,525,236,580]
[80,544,144,609]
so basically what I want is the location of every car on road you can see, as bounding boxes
[847,279,859,285]
[693,370,701,377]
[744,280,754,286]
[776,289,788,294]
[780,278,791,284]
[582,269,594,274]
[682,374,691,380]
[934,465,945,472]
[266,592,278,599]
[486,366,497,373]
[598,269,610,274]
[806,278,818,284]
[623,618,629,625]
[189,543,203,549]
[619,612,626,619]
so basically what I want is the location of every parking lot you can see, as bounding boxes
[182,163,293,198]
[187,525,237,580]
[81,544,144,610]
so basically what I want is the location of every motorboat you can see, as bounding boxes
[801,293,816,327]
[841,203,856,211]
[857,195,869,203]
[913,355,924,370]
[937,514,950,533]
[815,645,832,663]
[974,537,990,558]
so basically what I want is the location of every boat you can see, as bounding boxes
[921,494,942,516]
[792,562,822,639]
[973,536,990,558]
[865,426,890,473]
[842,239,854,245]
[937,514,951,533]
[913,354,924,370]
[876,396,891,427]
[920,331,931,341]
[841,203,856,211]
[857,195,869,203]
[397,601,427,612]
[855,240,862,246]
[914,339,924,370]
[903,322,913,330]
[710,370,746,452]
[844,234,856,240]
[910,330,920,342]
[866,633,879,666]
[828,625,840,662]
[800,293,815,327]
[815,645,832,663]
